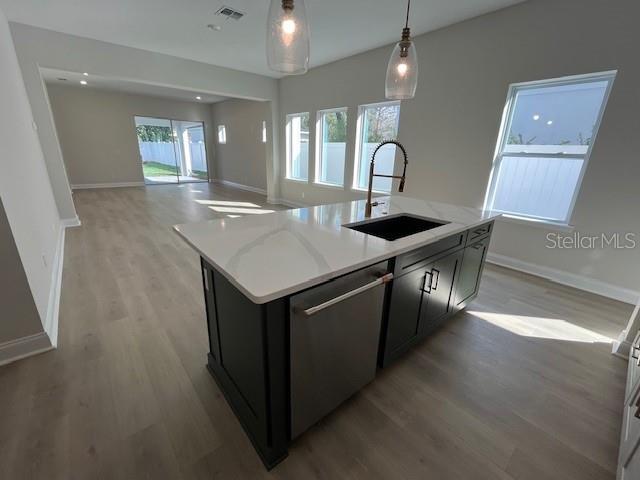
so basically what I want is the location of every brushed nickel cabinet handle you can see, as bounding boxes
[431,268,440,291]
[632,344,640,360]
[471,242,484,250]
[301,273,393,316]
[203,269,210,292]
[421,271,434,294]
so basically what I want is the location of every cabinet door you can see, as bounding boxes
[619,389,640,479]
[385,266,428,357]
[420,251,462,333]
[454,236,490,310]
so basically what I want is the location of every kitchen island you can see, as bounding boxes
[174,196,500,469]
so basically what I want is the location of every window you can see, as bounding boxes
[135,116,209,184]
[484,72,615,224]
[353,101,401,192]
[286,112,309,181]
[262,120,267,143]
[217,125,227,144]
[315,108,348,186]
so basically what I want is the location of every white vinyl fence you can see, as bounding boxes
[138,141,207,173]
[291,142,397,190]
[189,142,207,172]
[491,156,583,221]
[139,141,175,166]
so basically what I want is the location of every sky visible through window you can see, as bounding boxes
[507,80,609,148]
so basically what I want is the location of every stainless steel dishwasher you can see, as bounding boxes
[290,262,392,438]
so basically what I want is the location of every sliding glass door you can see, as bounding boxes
[135,116,209,185]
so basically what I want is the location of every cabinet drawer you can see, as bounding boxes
[394,232,465,276]
[467,222,493,243]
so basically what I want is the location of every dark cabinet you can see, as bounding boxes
[381,222,493,367]
[201,260,289,469]
[454,236,490,310]
[419,250,462,334]
[384,266,426,359]
[382,249,462,366]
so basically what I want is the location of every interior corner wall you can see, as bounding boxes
[277,0,640,298]
[210,98,270,191]
[8,31,76,222]
[0,7,62,344]
[46,84,217,187]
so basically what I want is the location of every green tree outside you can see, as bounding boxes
[136,125,172,142]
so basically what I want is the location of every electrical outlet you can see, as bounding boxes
[42,254,48,268]
[301,192,305,199]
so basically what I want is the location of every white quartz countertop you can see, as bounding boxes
[174,196,500,304]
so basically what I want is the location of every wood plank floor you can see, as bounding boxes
[0,183,633,479]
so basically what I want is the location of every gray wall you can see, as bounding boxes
[278,0,640,297]
[47,84,217,187]
[210,99,270,191]
[9,23,281,219]
[0,199,42,344]
[0,7,61,344]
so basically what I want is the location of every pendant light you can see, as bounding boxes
[267,0,310,75]
[385,0,418,99]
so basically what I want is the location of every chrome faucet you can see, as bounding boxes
[365,140,408,217]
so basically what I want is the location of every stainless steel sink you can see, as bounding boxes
[344,214,449,241]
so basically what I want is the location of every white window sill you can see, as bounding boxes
[492,212,575,232]
[284,177,308,184]
[351,186,390,195]
[313,181,345,190]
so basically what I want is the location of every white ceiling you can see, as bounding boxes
[1,0,525,77]
[41,68,228,104]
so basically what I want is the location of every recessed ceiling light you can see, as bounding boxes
[83,72,89,76]
[80,80,88,85]
[546,120,553,125]
[532,114,540,121]
[196,96,202,100]
[207,24,222,31]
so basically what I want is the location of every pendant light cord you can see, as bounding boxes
[405,0,411,29]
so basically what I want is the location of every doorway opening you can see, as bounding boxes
[135,116,209,184]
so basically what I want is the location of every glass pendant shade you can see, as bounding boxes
[385,33,418,100]
[267,0,310,75]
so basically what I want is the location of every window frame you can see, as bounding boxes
[483,71,616,225]
[285,112,310,182]
[217,125,227,144]
[352,100,401,193]
[314,107,349,187]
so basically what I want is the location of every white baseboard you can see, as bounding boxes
[0,219,70,366]
[612,330,632,359]
[269,197,308,208]
[61,215,81,228]
[0,332,53,367]
[486,252,639,305]
[71,181,145,190]
[213,179,267,196]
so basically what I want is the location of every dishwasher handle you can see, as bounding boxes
[301,273,393,317]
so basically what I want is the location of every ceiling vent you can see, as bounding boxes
[215,6,245,20]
